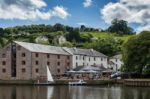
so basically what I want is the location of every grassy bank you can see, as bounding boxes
[81,32,133,42]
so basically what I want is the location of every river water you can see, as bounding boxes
[0,85,149,99]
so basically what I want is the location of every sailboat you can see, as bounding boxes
[35,66,54,85]
[47,65,54,83]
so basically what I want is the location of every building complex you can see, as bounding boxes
[0,41,122,82]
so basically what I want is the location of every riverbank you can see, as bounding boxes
[124,79,150,87]
[0,79,115,85]
[0,79,150,86]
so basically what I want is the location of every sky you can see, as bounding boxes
[0,0,150,33]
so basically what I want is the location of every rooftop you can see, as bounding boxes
[14,41,70,55]
[67,48,107,57]
[14,41,107,57]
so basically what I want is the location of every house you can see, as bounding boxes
[108,54,123,71]
[64,47,108,69]
[91,37,98,41]
[0,41,72,81]
[53,35,66,45]
[35,36,49,44]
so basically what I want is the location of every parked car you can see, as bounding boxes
[111,72,121,79]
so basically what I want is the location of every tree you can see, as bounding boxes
[60,41,73,47]
[122,31,150,75]
[83,37,122,56]
[66,28,81,42]
[53,23,65,32]
[108,19,134,35]
[80,25,86,31]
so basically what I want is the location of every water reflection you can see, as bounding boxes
[0,85,149,99]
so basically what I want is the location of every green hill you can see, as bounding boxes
[81,32,133,42]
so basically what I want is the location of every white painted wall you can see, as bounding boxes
[109,58,123,71]
[72,54,108,69]
[58,36,66,44]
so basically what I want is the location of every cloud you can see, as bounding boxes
[77,22,87,26]
[101,0,150,32]
[137,24,150,33]
[0,0,70,20]
[83,0,93,8]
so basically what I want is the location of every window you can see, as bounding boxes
[57,62,60,66]
[57,69,60,73]
[94,57,96,61]
[17,46,21,50]
[83,56,85,60]
[101,58,103,61]
[22,68,26,73]
[47,54,50,58]
[47,61,50,65]
[22,53,26,57]
[67,56,70,60]
[35,53,39,57]
[57,55,60,59]
[76,56,78,60]
[2,68,6,73]
[89,57,90,61]
[35,68,39,73]
[22,61,26,65]
[2,61,6,65]
[76,63,78,66]
[2,54,6,58]
[67,62,70,66]
[116,59,117,62]
[35,61,39,65]
[83,63,85,66]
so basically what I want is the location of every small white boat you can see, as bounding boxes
[69,79,86,85]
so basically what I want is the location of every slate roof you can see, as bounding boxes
[14,41,107,57]
[14,41,70,55]
[67,48,107,57]
[111,54,122,59]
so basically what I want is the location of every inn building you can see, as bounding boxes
[64,47,108,69]
[0,41,108,81]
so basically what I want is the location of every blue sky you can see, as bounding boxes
[0,0,150,32]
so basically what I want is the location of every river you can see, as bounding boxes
[0,85,149,99]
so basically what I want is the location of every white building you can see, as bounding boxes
[108,54,123,71]
[64,48,108,69]
[53,35,66,45]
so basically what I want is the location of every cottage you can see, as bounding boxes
[108,54,123,71]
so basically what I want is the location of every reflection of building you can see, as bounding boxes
[108,54,123,71]
[0,86,52,99]
[0,41,108,81]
